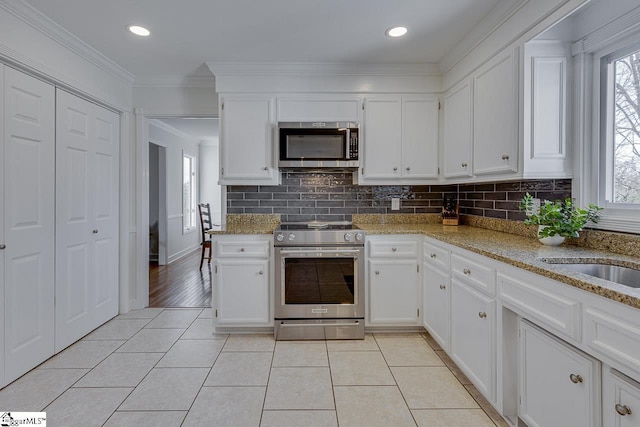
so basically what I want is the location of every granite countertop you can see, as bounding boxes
[207,214,280,235]
[355,221,640,309]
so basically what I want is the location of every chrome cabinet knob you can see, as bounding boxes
[463,268,471,275]
[263,166,269,171]
[92,229,99,234]
[375,270,380,275]
[0,244,5,250]
[392,247,397,252]
[461,163,468,167]
[240,248,245,252]
[569,374,583,384]
[439,284,446,290]
[501,154,510,160]
[615,404,632,416]
[478,312,487,319]
[406,167,411,171]
[258,270,264,275]
[393,167,398,171]
[430,253,436,258]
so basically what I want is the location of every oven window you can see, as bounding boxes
[284,258,355,304]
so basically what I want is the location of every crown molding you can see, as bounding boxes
[134,75,216,88]
[0,0,135,84]
[148,118,197,142]
[571,5,640,55]
[206,62,440,78]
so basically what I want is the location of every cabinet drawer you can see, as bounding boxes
[451,253,496,295]
[498,273,581,342]
[368,240,418,258]
[215,240,270,258]
[423,241,450,271]
[585,306,640,377]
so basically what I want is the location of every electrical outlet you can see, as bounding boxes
[391,198,400,210]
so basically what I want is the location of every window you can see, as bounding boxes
[604,46,640,205]
[183,153,196,232]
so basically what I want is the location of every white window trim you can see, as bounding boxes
[183,150,197,234]
[574,17,640,234]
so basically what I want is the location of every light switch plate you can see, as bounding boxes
[391,198,400,210]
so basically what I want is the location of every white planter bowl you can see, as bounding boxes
[538,225,565,246]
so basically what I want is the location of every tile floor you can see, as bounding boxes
[0,308,509,427]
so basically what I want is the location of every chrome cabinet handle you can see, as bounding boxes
[92,229,99,234]
[0,244,5,250]
[375,270,380,275]
[569,374,583,384]
[439,284,446,290]
[478,312,487,319]
[463,268,471,275]
[501,154,510,160]
[258,271,264,275]
[430,253,436,258]
[615,404,632,416]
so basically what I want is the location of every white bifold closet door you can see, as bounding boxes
[2,66,55,385]
[55,89,119,351]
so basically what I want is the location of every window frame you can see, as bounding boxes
[182,151,197,234]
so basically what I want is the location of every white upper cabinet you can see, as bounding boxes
[443,80,473,178]
[219,96,278,185]
[522,41,572,179]
[276,96,361,122]
[473,46,519,176]
[362,96,439,183]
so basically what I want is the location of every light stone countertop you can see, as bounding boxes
[355,222,640,309]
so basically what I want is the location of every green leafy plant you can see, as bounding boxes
[519,193,602,238]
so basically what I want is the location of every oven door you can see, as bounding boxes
[274,246,364,320]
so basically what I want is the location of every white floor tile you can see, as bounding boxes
[39,340,124,369]
[104,411,186,427]
[118,367,208,411]
[144,308,202,329]
[326,334,379,351]
[116,328,183,353]
[182,387,265,427]
[329,351,395,385]
[222,334,275,352]
[264,367,334,410]
[116,308,165,319]
[181,318,220,339]
[0,368,88,411]
[44,387,132,427]
[391,366,479,409]
[198,308,213,319]
[84,319,151,340]
[412,408,496,427]
[157,339,224,368]
[261,410,338,427]
[74,352,163,387]
[272,341,328,367]
[375,336,444,366]
[334,385,415,427]
[205,352,272,386]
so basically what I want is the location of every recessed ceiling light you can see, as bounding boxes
[385,26,408,38]
[127,25,150,37]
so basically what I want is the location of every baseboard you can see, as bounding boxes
[167,246,199,264]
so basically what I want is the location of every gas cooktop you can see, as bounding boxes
[277,222,361,231]
[274,222,364,246]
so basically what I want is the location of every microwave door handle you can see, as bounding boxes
[345,128,351,159]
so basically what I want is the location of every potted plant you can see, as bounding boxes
[519,193,602,246]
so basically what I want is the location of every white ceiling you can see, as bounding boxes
[22,0,507,80]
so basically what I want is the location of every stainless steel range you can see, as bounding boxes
[274,222,365,340]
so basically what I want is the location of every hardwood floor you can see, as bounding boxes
[149,249,212,307]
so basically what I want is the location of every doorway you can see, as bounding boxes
[147,117,220,307]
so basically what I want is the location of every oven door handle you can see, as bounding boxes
[278,249,361,255]
[279,321,361,328]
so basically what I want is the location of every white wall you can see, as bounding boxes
[149,122,200,263]
[133,84,218,116]
[199,142,221,226]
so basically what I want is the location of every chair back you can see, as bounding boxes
[198,202,212,242]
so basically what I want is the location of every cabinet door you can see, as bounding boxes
[603,368,640,427]
[0,65,4,388]
[220,96,276,184]
[362,97,402,180]
[423,263,450,351]
[55,90,120,352]
[215,259,270,325]
[520,320,601,427]
[443,80,473,178]
[473,48,518,175]
[277,97,361,122]
[368,259,419,325]
[450,279,495,402]
[402,98,439,179]
[3,67,55,384]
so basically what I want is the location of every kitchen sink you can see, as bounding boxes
[545,262,640,288]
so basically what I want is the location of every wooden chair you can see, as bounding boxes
[198,202,213,269]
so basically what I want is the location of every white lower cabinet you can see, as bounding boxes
[423,263,450,351]
[603,368,640,427]
[212,235,272,328]
[450,278,496,402]
[520,320,601,427]
[366,236,420,326]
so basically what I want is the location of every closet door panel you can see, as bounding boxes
[3,67,55,383]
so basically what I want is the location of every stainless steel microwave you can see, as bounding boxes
[278,122,359,168]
